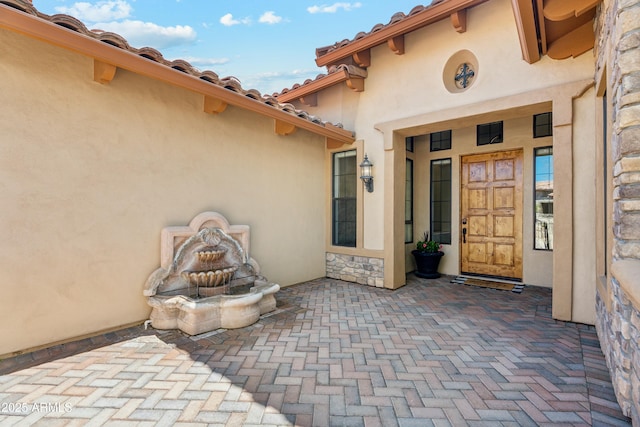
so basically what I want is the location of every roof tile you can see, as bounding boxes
[0,0,348,134]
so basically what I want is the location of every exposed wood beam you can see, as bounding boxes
[451,9,467,33]
[326,138,349,150]
[510,0,541,63]
[536,0,548,55]
[93,59,116,84]
[274,119,296,136]
[547,20,595,59]
[346,77,365,92]
[315,0,489,67]
[543,0,600,21]
[387,35,405,55]
[299,93,317,107]
[352,49,370,67]
[275,65,367,104]
[0,4,354,144]
[203,95,227,114]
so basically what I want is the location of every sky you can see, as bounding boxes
[32,1,432,95]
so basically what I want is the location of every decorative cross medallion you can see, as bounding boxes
[455,63,475,89]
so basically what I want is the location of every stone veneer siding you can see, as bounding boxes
[326,253,384,287]
[594,0,640,421]
[596,277,639,421]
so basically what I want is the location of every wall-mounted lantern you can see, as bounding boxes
[360,154,374,193]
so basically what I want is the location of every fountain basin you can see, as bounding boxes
[147,281,279,335]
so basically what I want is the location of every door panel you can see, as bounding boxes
[461,150,523,279]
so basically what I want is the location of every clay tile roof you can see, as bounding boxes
[316,3,439,59]
[274,64,367,102]
[313,0,493,69]
[0,0,353,141]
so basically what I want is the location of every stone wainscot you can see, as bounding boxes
[326,253,384,288]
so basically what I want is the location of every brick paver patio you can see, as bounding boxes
[0,276,632,426]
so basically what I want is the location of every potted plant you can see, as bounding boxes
[411,231,444,279]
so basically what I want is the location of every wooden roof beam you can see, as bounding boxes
[346,76,365,92]
[93,59,116,84]
[387,35,405,55]
[275,119,296,136]
[352,49,370,67]
[203,95,228,114]
[510,0,542,63]
[299,93,317,107]
[451,9,467,33]
[543,0,600,21]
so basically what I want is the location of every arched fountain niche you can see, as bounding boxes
[143,212,279,335]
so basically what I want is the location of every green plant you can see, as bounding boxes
[415,231,442,253]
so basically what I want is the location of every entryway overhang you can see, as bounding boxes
[511,0,602,63]
[375,79,594,322]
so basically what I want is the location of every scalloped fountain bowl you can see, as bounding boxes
[143,212,280,336]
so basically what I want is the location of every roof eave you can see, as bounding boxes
[0,3,355,144]
[315,0,490,67]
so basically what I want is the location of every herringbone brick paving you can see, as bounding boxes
[0,276,632,426]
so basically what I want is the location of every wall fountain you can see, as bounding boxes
[143,212,279,335]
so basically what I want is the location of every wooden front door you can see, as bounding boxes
[461,149,523,279]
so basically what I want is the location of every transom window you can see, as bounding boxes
[477,121,503,146]
[430,130,452,152]
[534,112,553,138]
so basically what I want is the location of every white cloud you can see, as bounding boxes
[55,0,132,22]
[307,2,362,14]
[93,20,197,49]
[258,11,283,24]
[182,56,230,68]
[219,13,251,26]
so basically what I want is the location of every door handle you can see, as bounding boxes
[463,227,467,243]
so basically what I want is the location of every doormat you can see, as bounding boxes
[451,276,525,293]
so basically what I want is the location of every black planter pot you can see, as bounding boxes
[412,250,444,279]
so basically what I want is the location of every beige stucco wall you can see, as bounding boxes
[572,89,598,324]
[0,29,327,356]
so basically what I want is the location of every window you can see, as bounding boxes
[332,151,357,247]
[534,147,553,250]
[477,121,503,145]
[430,159,452,244]
[430,130,451,152]
[533,112,553,138]
[405,158,414,243]
[406,136,414,152]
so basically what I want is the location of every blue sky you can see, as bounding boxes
[33,1,431,94]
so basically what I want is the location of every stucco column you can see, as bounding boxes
[383,131,406,289]
[551,108,573,321]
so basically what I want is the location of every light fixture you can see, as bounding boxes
[360,154,374,193]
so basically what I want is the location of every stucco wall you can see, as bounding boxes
[0,29,327,355]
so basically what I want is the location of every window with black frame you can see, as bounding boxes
[477,121,503,145]
[332,150,357,247]
[430,158,452,245]
[533,112,553,138]
[405,158,414,243]
[534,147,553,250]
